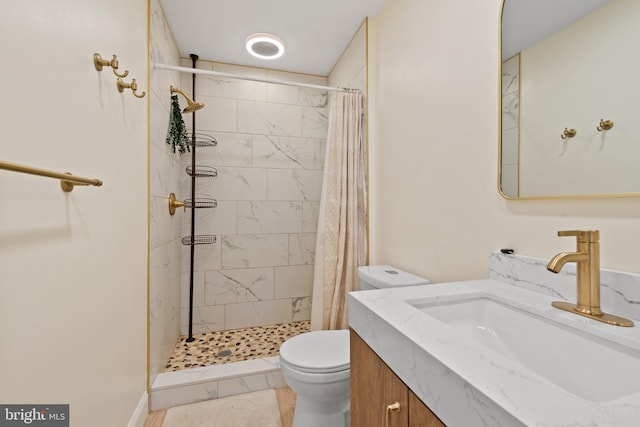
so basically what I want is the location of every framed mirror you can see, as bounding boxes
[499,0,640,199]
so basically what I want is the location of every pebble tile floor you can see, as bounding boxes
[165,321,311,371]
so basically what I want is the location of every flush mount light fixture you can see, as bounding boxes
[245,33,285,60]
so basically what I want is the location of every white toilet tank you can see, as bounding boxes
[357,265,430,291]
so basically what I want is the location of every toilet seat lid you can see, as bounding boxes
[280,330,350,373]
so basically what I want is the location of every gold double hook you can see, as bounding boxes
[93,53,129,78]
[117,78,146,98]
[597,119,614,132]
[561,128,577,139]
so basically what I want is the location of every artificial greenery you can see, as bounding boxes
[166,95,191,154]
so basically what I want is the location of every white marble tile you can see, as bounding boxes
[302,201,320,232]
[153,356,281,389]
[186,167,267,201]
[181,305,226,335]
[502,55,519,95]
[151,380,219,410]
[189,95,237,133]
[237,100,302,137]
[489,251,640,321]
[149,141,182,199]
[193,132,252,168]
[237,201,303,234]
[217,372,286,398]
[267,83,328,108]
[204,268,275,305]
[292,296,312,321]
[275,265,314,298]
[252,135,319,170]
[180,201,238,236]
[288,233,316,265]
[302,106,329,138]
[501,127,519,165]
[180,270,205,309]
[181,238,221,272]
[267,169,323,201]
[190,61,267,101]
[502,91,519,131]
[225,299,292,329]
[151,357,284,411]
[221,234,289,269]
[150,239,181,302]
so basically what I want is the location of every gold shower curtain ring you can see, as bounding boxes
[597,119,614,131]
[93,53,129,78]
[561,128,577,139]
[117,78,146,98]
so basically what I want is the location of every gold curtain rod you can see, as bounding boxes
[0,160,103,192]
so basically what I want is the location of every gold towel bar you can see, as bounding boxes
[0,160,103,192]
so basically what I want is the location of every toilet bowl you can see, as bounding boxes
[279,265,429,427]
[279,330,351,427]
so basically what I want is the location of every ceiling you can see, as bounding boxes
[159,0,387,76]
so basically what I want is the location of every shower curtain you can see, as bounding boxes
[311,91,367,330]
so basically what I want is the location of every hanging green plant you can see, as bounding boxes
[166,95,191,154]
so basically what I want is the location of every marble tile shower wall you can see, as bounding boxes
[149,0,183,381]
[179,59,329,335]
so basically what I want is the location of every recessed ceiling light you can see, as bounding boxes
[245,33,285,60]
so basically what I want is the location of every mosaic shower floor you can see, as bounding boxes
[165,321,311,371]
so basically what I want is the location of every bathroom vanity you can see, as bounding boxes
[351,329,444,427]
[348,252,640,426]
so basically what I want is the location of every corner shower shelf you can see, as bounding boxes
[181,235,216,246]
[186,165,217,178]
[184,198,217,209]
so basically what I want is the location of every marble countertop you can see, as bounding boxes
[348,279,640,427]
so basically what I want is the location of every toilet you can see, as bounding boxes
[279,265,430,427]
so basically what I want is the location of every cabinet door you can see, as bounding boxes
[351,329,408,427]
[409,390,446,427]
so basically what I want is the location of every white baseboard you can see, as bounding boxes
[127,392,149,427]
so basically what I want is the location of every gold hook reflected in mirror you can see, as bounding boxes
[561,128,577,140]
[597,119,614,132]
[117,78,146,98]
[93,53,129,78]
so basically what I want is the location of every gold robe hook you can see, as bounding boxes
[117,78,146,98]
[93,53,129,78]
[597,119,614,132]
[561,128,577,139]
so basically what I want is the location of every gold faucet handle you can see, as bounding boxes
[558,230,599,242]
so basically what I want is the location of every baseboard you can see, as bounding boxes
[127,392,149,427]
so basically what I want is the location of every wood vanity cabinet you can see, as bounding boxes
[350,329,446,427]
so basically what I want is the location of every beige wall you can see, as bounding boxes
[520,0,640,197]
[368,0,640,282]
[0,0,148,426]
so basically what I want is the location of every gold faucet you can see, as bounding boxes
[547,230,634,327]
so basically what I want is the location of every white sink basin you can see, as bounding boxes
[409,295,640,402]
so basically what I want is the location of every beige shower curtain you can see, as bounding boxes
[311,91,367,330]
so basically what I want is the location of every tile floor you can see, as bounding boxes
[165,321,311,371]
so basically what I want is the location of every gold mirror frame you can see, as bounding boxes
[498,0,640,200]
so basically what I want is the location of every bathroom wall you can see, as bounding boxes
[149,0,183,385]
[0,0,148,426]
[519,0,640,197]
[178,60,329,334]
[368,0,640,283]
